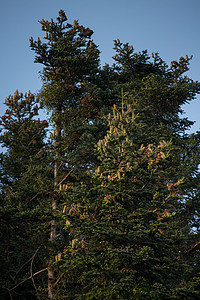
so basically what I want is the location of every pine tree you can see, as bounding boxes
[112,42,200,297]
[30,10,118,172]
[30,10,118,297]
[48,40,200,297]
[112,40,200,140]
[0,90,47,184]
[1,10,200,299]
[53,103,200,299]
[0,91,51,299]
[31,31,200,299]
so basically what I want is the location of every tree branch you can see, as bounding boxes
[56,168,74,189]
[30,246,41,299]
[3,267,48,295]
[53,272,65,288]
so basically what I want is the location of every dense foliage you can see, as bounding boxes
[1,10,200,300]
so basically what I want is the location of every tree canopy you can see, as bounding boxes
[1,9,200,300]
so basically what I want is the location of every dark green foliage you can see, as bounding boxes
[0,90,48,184]
[1,9,200,300]
[48,36,200,298]
[54,105,199,299]
[112,40,200,139]
[30,10,119,173]
[0,91,51,299]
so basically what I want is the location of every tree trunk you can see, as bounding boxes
[48,122,61,298]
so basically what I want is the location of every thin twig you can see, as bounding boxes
[53,272,65,288]
[186,240,200,253]
[8,267,48,292]
[56,168,74,189]
[0,287,14,300]
[15,257,32,276]
[8,289,13,300]
[1,247,43,299]
[29,192,42,202]
[30,246,41,299]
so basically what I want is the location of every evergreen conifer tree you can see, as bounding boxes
[0,91,51,299]
[30,10,118,297]
[55,103,200,299]
[1,10,200,300]
[48,41,200,298]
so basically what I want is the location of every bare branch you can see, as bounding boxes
[56,168,74,188]
[187,240,200,254]
[0,287,14,300]
[7,267,48,293]
[30,246,41,299]
[53,272,65,288]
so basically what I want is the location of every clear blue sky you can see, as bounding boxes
[1,0,200,131]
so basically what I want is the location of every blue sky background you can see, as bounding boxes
[1,0,200,131]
